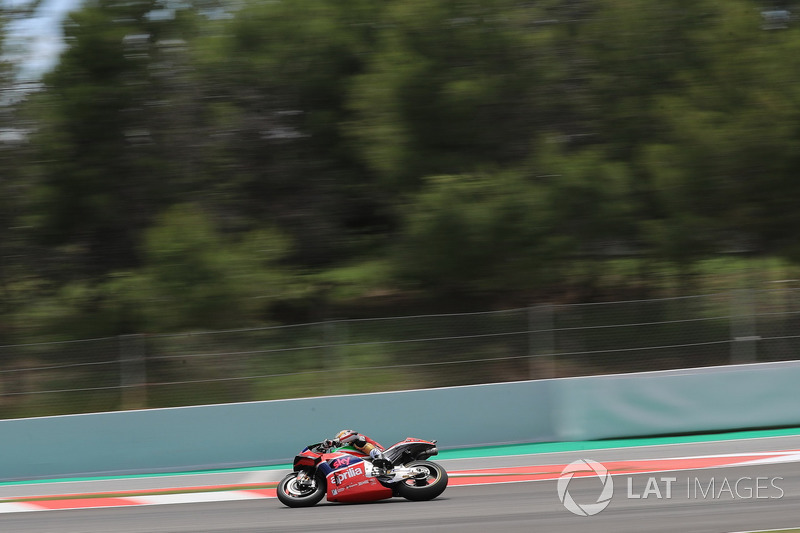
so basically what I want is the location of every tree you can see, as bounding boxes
[26,0,202,278]
[16,204,295,336]
[113,204,293,332]
[0,8,35,338]
[564,0,718,157]
[638,0,800,262]
[196,0,386,266]
[394,172,559,293]
[348,0,562,195]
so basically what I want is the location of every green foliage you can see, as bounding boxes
[117,204,294,332]
[24,0,205,279]
[312,259,393,301]
[12,205,295,336]
[8,0,800,418]
[535,143,635,247]
[4,0,800,344]
[348,0,558,192]
[394,173,558,292]
[193,0,384,265]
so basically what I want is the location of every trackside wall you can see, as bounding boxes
[2,360,799,480]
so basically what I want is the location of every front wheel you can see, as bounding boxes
[395,460,448,501]
[276,472,326,508]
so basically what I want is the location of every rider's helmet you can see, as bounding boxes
[335,429,359,444]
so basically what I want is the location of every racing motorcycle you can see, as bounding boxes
[276,437,447,507]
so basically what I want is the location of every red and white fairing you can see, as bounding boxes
[325,453,393,503]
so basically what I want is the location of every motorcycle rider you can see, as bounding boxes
[324,429,392,474]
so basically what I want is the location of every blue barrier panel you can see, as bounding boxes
[3,361,799,480]
[0,380,556,480]
[555,361,800,441]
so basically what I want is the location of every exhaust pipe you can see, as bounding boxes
[419,447,438,459]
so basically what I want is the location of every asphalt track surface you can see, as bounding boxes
[4,436,800,533]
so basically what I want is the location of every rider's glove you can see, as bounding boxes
[323,439,337,448]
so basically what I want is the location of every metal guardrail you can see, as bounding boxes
[0,289,798,418]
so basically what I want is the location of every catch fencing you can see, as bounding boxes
[0,289,798,419]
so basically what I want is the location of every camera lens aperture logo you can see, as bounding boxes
[557,459,614,516]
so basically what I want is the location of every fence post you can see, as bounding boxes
[323,320,345,396]
[730,289,758,364]
[119,334,147,410]
[529,304,556,379]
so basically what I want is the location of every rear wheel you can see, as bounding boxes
[396,461,448,501]
[277,472,326,508]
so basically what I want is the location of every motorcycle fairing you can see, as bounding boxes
[383,438,438,464]
[324,455,392,503]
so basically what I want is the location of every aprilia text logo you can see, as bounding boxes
[336,466,363,484]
